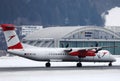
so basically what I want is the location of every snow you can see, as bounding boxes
[0,56,119,67]
[0,56,120,81]
[0,70,120,81]
[105,7,120,26]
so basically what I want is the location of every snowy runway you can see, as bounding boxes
[0,56,120,81]
[0,67,120,81]
[0,65,120,72]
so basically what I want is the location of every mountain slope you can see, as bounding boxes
[0,0,102,26]
[0,0,120,26]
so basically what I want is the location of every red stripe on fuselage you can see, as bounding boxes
[1,24,15,31]
[8,42,23,49]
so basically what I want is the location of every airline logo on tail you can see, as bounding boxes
[8,35,16,42]
[0,24,23,50]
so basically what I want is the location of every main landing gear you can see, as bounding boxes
[46,62,51,67]
[77,56,82,67]
[108,62,112,66]
[77,62,82,67]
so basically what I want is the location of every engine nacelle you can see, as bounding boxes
[69,50,95,57]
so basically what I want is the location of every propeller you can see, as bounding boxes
[61,43,69,48]
[95,42,98,47]
[65,43,69,48]
[95,48,102,53]
[64,48,72,52]
[94,42,102,53]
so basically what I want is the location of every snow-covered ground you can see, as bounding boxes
[0,69,120,81]
[105,7,120,26]
[0,56,120,81]
[0,56,119,67]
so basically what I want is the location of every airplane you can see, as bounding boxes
[0,24,116,67]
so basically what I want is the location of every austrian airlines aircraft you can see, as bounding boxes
[0,24,116,67]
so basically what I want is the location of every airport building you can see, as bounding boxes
[23,26,120,55]
[21,25,43,36]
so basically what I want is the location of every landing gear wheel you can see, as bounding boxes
[108,62,112,66]
[46,62,51,67]
[77,62,82,67]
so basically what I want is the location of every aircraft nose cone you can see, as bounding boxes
[110,56,116,62]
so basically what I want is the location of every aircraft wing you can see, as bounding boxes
[64,46,117,57]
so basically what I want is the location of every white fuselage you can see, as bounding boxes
[8,47,116,62]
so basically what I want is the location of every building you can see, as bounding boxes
[105,26,120,35]
[23,26,120,55]
[21,25,43,36]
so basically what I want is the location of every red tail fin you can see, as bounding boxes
[0,24,23,50]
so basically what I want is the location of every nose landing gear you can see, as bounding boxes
[46,62,51,67]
